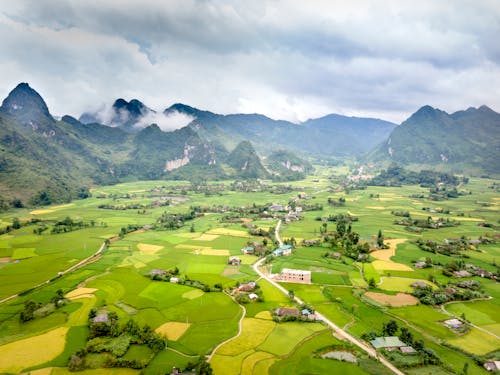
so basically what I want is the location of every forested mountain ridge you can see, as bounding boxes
[164,103,397,157]
[369,105,500,175]
[0,84,311,207]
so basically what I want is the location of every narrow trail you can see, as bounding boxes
[207,293,247,362]
[275,219,283,247]
[166,347,198,358]
[0,241,107,305]
[253,219,405,375]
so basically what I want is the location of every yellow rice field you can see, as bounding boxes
[217,318,276,356]
[241,351,274,375]
[182,289,204,300]
[65,287,97,299]
[137,243,164,254]
[155,322,191,341]
[0,327,69,373]
[206,228,251,237]
[30,203,74,215]
[193,234,220,241]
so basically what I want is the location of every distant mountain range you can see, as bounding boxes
[0,82,498,206]
[82,101,397,157]
[0,84,311,205]
[369,105,500,175]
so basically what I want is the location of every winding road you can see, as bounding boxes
[254,219,405,375]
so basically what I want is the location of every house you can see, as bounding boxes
[414,260,427,269]
[443,318,463,329]
[370,336,407,351]
[275,307,300,317]
[301,309,316,320]
[169,277,180,283]
[93,312,109,323]
[285,212,300,223]
[238,281,256,292]
[150,268,167,277]
[399,346,417,354]
[248,293,259,301]
[241,246,255,255]
[475,269,494,278]
[330,252,342,259]
[269,203,283,212]
[484,361,500,372]
[456,280,479,289]
[228,256,241,266]
[276,268,312,284]
[273,245,292,257]
[453,270,472,278]
[411,281,429,289]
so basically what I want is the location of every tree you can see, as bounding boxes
[399,327,413,344]
[462,362,469,375]
[190,223,195,233]
[288,289,295,301]
[20,300,38,322]
[11,199,24,208]
[376,229,384,248]
[382,320,398,336]
[368,277,376,289]
[12,218,21,230]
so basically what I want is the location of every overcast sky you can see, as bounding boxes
[1,0,499,124]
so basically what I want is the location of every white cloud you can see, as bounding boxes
[134,111,196,132]
[0,1,499,125]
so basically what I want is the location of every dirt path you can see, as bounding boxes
[275,219,283,247]
[166,347,198,358]
[254,221,405,375]
[207,292,246,362]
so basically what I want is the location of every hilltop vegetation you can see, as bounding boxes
[370,105,500,176]
[0,84,311,206]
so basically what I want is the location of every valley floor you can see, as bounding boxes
[0,168,498,374]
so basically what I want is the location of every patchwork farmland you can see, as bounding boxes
[0,170,498,374]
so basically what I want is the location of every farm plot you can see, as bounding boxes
[379,277,436,293]
[0,327,69,373]
[155,322,191,341]
[448,328,500,355]
[364,292,419,307]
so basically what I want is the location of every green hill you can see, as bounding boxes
[369,105,500,176]
[227,141,269,179]
[2,83,312,207]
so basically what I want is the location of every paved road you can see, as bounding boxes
[253,219,405,375]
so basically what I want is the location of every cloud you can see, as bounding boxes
[134,111,196,132]
[0,0,499,124]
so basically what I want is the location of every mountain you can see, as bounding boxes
[265,150,313,180]
[369,105,500,175]
[0,82,55,134]
[1,83,316,207]
[227,141,269,179]
[165,104,397,157]
[79,98,155,132]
